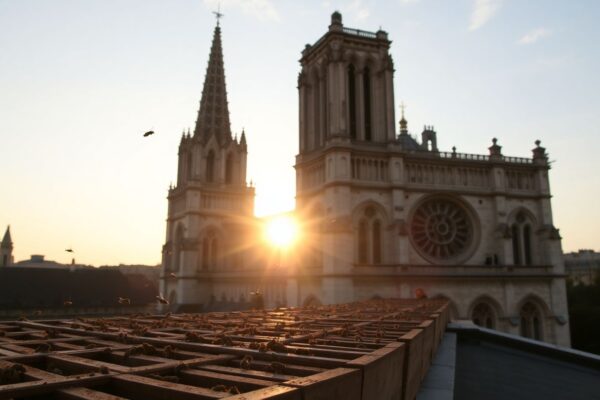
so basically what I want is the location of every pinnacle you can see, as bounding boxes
[1,226,12,248]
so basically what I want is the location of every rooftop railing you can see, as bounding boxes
[342,27,378,38]
[305,26,380,57]
[412,151,534,164]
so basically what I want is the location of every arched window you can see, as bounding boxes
[358,220,368,263]
[201,230,219,270]
[523,225,532,265]
[210,237,218,268]
[363,66,371,141]
[201,238,209,271]
[471,302,496,329]
[314,73,321,149]
[174,225,184,272]
[347,64,357,139]
[511,225,521,265]
[225,153,233,184]
[186,152,193,180]
[511,211,534,266]
[520,302,543,340]
[372,220,381,264]
[307,206,324,268]
[206,150,215,183]
[356,206,383,264]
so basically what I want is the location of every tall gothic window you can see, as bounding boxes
[174,225,184,272]
[314,75,321,149]
[210,237,218,268]
[225,153,233,184]
[472,302,496,329]
[206,150,215,183]
[523,225,532,265]
[372,220,381,264]
[201,230,219,270]
[307,206,324,268]
[348,64,357,139]
[186,153,193,181]
[201,238,209,270]
[363,67,371,141]
[511,225,521,265]
[520,302,543,340]
[358,220,368,263]
[357,206,383,264]
[511,212,534,266]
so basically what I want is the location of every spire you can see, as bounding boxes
[1,226,12,249]
[240,128,247,146]
[193,21,232,143]
[399,102,408,135]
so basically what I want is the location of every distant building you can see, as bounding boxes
[0,267,157,318]
[564,250,600,285]
[0,228,159,318]
[161,13,571,347]
[13,254,91,270]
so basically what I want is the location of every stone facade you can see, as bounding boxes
[161,14,570,346]
[294,12,569,346]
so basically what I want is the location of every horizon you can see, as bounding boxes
[1,0,599,266]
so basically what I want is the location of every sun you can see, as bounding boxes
[265,216,298,248]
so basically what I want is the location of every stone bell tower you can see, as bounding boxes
[298,11,396,152]
[160,19,255,309]
[295,11,397,303]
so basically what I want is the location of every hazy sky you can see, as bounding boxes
[1,0,599,266]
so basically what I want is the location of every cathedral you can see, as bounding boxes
[160,12,570,346]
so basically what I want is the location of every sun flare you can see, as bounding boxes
[265,216,298,248]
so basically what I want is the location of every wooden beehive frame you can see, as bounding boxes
[0,298,449,400]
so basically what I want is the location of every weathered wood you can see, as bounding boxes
[224,385,301,400]
[198,364,299,382]
[111,374,228,399]
[57,386,129,400]
[0,299,448,400]
[283,367,362,400]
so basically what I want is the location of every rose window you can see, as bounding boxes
[410,198,473,262]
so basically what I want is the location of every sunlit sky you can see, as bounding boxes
[1,0,599,266]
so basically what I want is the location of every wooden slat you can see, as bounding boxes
[111,374,228,400]
[57,386,129,400]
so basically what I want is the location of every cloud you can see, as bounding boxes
[399,0,421,4]
[348,0,370,21]
[203,0,280,22]
[469,0,502,31]
[321,0,370,21]
[518,28,551,45]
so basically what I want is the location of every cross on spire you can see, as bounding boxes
[400,102,406,119]
[213,4,224,26]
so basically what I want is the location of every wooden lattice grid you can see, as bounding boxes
[0,298,449,400]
